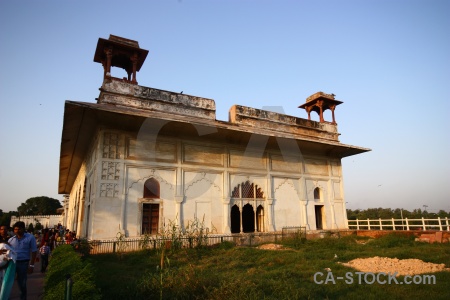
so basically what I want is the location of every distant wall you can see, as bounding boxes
[10,215,63,229]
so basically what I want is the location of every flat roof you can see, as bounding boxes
[58,100,370,194]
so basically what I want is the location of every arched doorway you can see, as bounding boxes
[230,180,265,234]
[142,178,160,234]
[230,205,240,233]
[242,204,255,233]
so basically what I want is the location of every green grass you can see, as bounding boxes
[87,234,450,300]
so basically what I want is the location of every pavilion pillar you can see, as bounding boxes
[174,196,184,228]
[330,105,337,124]
[131,53,138,84]
[222,197,231,233]
[239,202,243,233]
[306,106,312,120]
[104,48,113,77]
[317,100,324,122]
[266,198,275,231]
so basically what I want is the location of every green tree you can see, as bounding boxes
[17,196,62,216]
[437,210,450,218]
[0,210,19,226]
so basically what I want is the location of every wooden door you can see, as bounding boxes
[142,203,159,234]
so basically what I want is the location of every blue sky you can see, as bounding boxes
[1,0,449,213]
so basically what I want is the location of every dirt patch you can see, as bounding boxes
[355,239,372,245]
[257,243,290,250]
[340,256,450,276]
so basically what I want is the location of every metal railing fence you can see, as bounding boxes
[74,227,306,255]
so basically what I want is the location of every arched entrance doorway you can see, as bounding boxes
[242,204,255,233]
[230,205,241,233]
[142,178,160,234]
[230,180,265,234]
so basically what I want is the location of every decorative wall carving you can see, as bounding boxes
[103,132,121,159]
[100,183,119,197]
[274,178,302,198]
[102,161,121,180]
[231,180,264,199]
[184,172,222,194]
[127,169,173,192]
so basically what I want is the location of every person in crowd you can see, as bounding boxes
[0,231,16,300]
[8,221,37,300]
[65,230,73,244]
[34,232,42,247]
[0,226,11,243]
[49,230,56,251]
[58,226,65,240]
[39,241,50,273]
[54,232,62,247]
[40,228,49,248]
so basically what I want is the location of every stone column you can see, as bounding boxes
[222,197,231,233]
[317,100,324,122]
[131,53,138,84]
[254,200,257,232]
[330,201,338,229]
[266,198,275,231]
[305,106,312,120]
[104,48,113,77]
[330,105,337,124]
[174,196,184,228]
[239,202,244,233]
[175,142,184,229]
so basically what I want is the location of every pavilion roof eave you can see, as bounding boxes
[58,101,370,193]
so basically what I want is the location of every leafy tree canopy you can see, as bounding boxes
[17,196,62,216]
[0,211,18,226]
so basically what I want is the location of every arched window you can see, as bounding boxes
[314,187,321,200]
[144,178,160,198]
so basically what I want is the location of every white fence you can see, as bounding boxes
[347,217,450,231]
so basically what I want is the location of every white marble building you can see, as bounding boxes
[58,35,369,239]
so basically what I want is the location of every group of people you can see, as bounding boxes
[0,222,75,300]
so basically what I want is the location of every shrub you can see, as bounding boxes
[73,238,92,257]
[44,245,101,300]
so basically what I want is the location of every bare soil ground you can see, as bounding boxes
[339,256,450,276]
[257,243,289,250]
